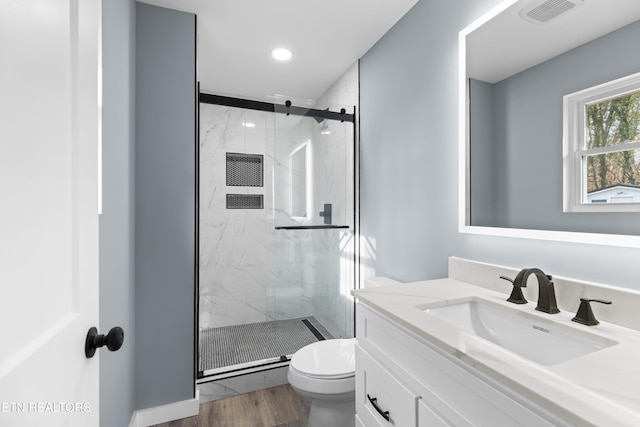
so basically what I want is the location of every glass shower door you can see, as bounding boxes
[266,102,356,341]
[197,96,355,379]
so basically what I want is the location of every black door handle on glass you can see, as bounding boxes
[85,326,124,358]
[318,203,332,225]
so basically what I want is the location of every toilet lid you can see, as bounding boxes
[290,339,356,379]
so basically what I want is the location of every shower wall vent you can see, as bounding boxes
[226,194,264,209]
[226,153,263,187]
[520,0,582,24]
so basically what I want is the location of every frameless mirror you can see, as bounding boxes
[290,141,309,218]
[460,0,640,241]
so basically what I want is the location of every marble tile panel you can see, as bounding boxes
[242,109,268,152]
[197,367,289,403]
[199,290,267,329]
[264,366,290,388]
[314,62,359,111]
[264,293,315,322]
[200,104,245,151]
[199,209,268,270]
[199,269,269,328]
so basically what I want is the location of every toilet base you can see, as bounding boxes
[307,395,355,427]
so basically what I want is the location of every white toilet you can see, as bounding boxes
[288,278,400,426]
[287,338,356,427]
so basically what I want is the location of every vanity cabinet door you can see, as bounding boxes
[356,344,419,427]
[418,400,450,427]
[356,303,563,427]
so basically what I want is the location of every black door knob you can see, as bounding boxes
[85,326,124,358]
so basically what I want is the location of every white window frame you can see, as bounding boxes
[563,71,640,213]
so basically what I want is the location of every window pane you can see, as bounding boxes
[584,149,640,203]
[585,90,640,149]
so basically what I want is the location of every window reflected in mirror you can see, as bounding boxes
[564,72,640,212]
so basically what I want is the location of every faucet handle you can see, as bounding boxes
[571,298,612,326]
[500,276,528,305]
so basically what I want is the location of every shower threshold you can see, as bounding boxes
[198,316,333,379]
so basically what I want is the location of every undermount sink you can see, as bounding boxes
[421,299,616,365]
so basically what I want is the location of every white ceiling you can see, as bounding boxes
[139,0,419,102]
[467,0,640,83]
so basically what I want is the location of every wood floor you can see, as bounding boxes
[152,384,309,427]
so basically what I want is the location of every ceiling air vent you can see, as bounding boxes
[519,0,583,24]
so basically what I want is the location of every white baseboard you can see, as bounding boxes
[129,390,200,427]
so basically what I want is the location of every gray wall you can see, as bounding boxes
[135,2,196,410]
[470,20,640,234]
[100,0,136,426]
[469,78,498,227]
[360,0,640,291]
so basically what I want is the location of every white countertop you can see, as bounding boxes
[353,278,640,427]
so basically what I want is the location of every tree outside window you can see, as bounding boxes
[585,90,640,193]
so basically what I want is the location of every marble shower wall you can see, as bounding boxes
[199,62,359,339]
[199,104,273,329]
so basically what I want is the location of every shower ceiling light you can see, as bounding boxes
[271,47,292,61]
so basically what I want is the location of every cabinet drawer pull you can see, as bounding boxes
[367,394,390,421]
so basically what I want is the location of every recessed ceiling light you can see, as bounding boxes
[271,48,292,61]
[243,122,256,128]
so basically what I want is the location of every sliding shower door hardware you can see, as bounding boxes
[199,93,355,123]
[277,101,354,123]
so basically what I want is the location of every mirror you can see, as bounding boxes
[289,141,310,218]
[461,0,640,241]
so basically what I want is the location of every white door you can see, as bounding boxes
[0,0,101,426]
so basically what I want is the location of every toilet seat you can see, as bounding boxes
[290,338,356,379]
[287,338,357,426]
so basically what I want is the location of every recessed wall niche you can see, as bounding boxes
[225,194,264,209]
[226,152,264,187]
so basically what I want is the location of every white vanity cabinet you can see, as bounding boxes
[355,303,570,427]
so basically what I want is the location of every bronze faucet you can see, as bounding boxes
[502,268,560,314]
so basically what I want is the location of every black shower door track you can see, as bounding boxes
[199,93,355,123]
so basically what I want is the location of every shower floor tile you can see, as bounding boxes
[199,317,332,376]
